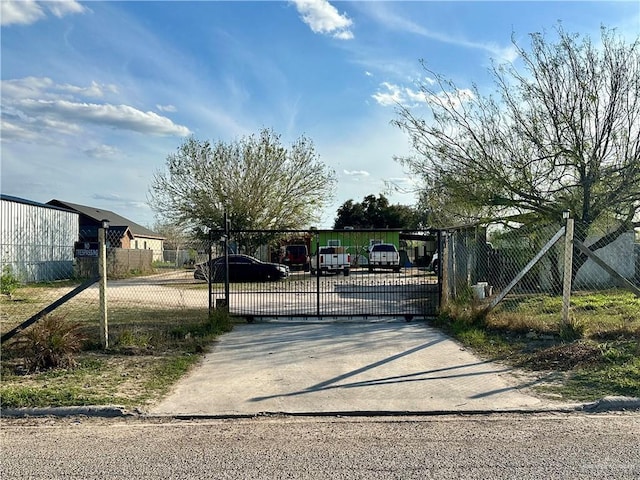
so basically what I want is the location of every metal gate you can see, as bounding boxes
[204,229,441,319]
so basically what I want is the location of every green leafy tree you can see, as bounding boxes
[334,194,419,229]
[393,25,640,247]
[149,128,336,231]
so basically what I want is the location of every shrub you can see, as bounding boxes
[1,265,21,298]
[11,314,87,372]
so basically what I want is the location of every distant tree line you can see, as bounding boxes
[333,194,423,229]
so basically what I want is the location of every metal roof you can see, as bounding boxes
[47,199,164,240]
[1,194,78,214]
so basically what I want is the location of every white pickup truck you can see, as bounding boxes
[310,246,351,276]
[368,243,401,272]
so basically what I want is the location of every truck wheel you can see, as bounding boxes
[343,268,350,277]
[368,267,373,273]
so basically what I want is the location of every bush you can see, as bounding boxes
[11,314,87,372]
[1,265,21,298]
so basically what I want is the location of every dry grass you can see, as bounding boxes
[436,289,640,400]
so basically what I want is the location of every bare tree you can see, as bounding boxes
[393,25,640,246]
[149,128,336,231]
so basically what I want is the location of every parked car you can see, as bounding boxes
[368,243,401,272]
[282,244,310,271]
[429,252,439,275]
[194,254,289,282]
[310,246,350,276]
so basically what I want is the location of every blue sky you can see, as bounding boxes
[1,1,639,228]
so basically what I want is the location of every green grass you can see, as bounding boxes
[537,352,640,401]
[1,306,235,409]
[3,283,638,409]
[436,289,640,401]
[0,353,204,408]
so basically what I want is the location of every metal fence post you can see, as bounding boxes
[315,233,320,316]
[224,213,230,310]
[98,220,109,349]
[561,212,574,326]
[208,228,213,316]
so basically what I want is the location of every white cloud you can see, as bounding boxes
[343,169,370,178]
[1,0,87,26]
[46,0,86,19]
[1,77,191,139]
[372,82,475,109]
[58,81,117,98]
[0,119,39,143]
[363,3,519,63]
[371,82,404,107]
[1,0,44,26]
[84,144,121,159]
[2,77,116,100]
[92,193,123,202]
[156,104,177,112]
[291,0,354,40]
[17,98,191,136]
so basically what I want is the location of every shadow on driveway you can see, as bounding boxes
[150,319,554,416]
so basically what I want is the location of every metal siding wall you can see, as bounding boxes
[0,199,79,282]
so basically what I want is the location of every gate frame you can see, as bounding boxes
[207,227,442,319]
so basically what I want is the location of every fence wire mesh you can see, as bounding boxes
[443,221,640,329]
[3,218,637,349]
[568,221,640,326]
[99,230,211,344]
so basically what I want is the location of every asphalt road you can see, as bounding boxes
[2,414,639,479]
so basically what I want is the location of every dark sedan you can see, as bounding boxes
[194,254,289,282]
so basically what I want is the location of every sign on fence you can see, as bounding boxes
[74,242,99,258]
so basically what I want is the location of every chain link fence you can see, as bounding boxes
[1,229,213,349]
[3,217,637,348]
[442,220,640,330]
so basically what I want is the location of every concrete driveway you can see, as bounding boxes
[150,318,561,416]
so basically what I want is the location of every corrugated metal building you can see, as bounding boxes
[1,195,79,283]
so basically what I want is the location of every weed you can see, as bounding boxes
[9,314,87,372]
[543,356,640,400]
[439,289,639,400]
[559,317,586,341]
[116,329,154,349]
[206,307,233,334]
[438,290,487,328]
